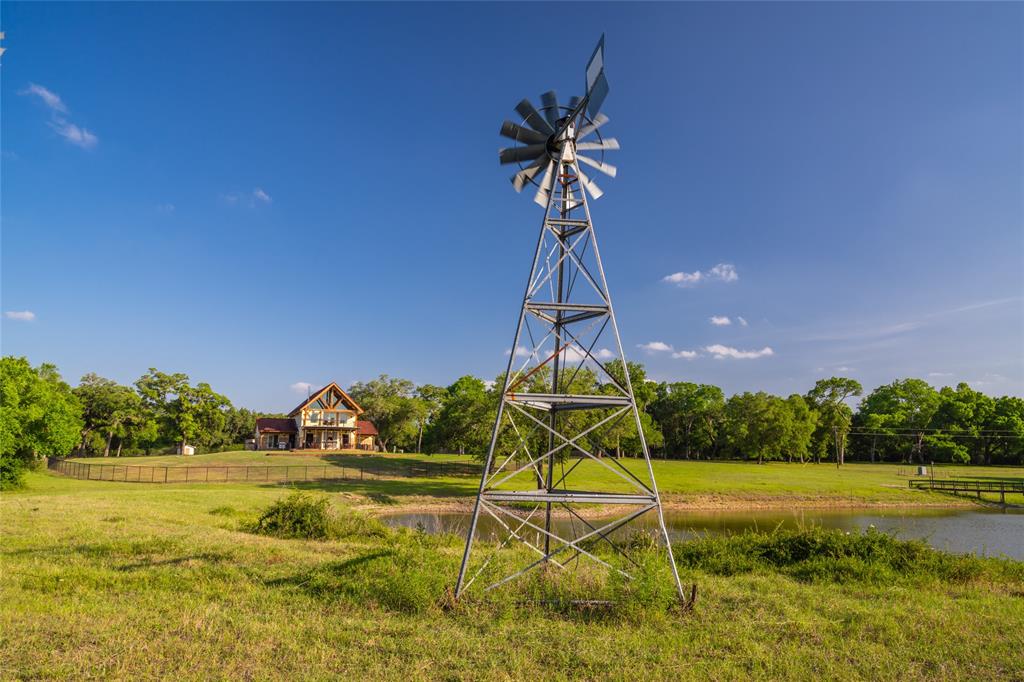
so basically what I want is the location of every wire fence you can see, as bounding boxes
[48,457,480,484]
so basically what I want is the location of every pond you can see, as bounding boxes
[383,507,1024,560]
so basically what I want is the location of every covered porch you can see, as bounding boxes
[300,427,358,450]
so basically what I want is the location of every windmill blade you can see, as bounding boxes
[565,183,581,211]
[577,153,617,178]
[515,98,555,135]
[578,113,610,140]
[512,155,549,192]
[500,120,549,146]
[577,167,604,200]
[576,137,620,152]
[499,144,547,165]
[568,95,581,111]
[532,159,556,206]
[540,91,560,129]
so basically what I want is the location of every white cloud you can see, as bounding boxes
[638,341,673,353]
[672,350,699,359]
[928,372,953,377]
[562,346,587,363]
[290,381,314,394]
[836,366,854,372]
[662,271,702,286]
[705,344,774,360]
[544,346,617,363]
[708,263,738,283]
[22,83,67,113]
[505,345,532,358]
[224,188,273,207]
[662,263,738,288]
[4,310,36,321]
[737,316,748,327]
[157,203,175,213]
[969,373,1007,388]
[21,84,98,150]
[50,118,98,149]
[710,316,731,326]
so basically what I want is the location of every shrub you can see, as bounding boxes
[251,491,390,541]
[0,454,27,490]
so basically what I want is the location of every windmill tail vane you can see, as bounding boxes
[455,35,689,606]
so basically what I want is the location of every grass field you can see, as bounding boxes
[2,470,1022,680]
[63,450,1024,508]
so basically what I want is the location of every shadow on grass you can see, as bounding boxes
[117,552,231,571]
[258,477,478,498]
[266,549,398,592]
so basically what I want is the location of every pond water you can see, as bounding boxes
[383,507,1024,560]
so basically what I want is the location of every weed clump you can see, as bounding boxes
[673,527,1023,585]
[251,491,389,541]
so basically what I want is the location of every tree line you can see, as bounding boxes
[0,358,271,488]
[3,354,1022,488]
[347,365,1024,468]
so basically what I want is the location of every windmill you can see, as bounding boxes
[454,36,687,604]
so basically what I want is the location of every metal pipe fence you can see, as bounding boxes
[47,457,480,484]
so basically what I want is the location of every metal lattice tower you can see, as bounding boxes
[454,37,685,602]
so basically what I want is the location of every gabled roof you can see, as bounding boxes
[356,420,378,436]
[256,417,297,434]
[287,382,363,417]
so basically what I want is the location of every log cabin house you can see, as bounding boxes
[253,382,378,451]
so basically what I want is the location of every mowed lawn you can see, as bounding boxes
[63,450,1024,507]
[2,471,1022,680]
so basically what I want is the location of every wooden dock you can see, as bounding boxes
[909,478,1024,504]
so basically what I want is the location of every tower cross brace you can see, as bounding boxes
[454,115,685,602]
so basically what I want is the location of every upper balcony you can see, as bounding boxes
[302,410,356,428]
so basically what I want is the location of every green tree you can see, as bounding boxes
[986,396,1024,466]
[806,377,862,466]
[414,384,447,454]
[784,394,818,463]
[134,369,231,452]
[347,375,419,452]
[598,360,663,458]
[74,374,145,457]
[926,383,994,464]
[423,375,494,457]
[0,357,83,488]
[856,379,940,464]
[650,382,724,459]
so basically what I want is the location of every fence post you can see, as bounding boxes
[164,467,168,483]
[360,466,363,481]
[305,465,309,481]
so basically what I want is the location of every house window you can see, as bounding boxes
[309,411,320,424]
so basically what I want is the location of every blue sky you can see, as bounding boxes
[2,2,1021,412]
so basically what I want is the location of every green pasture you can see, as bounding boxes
[2,471,1022,680]
[62,450,1024,506]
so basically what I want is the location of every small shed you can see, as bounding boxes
[356,420,378,450]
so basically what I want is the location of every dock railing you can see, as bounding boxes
[909,478,1024,504]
